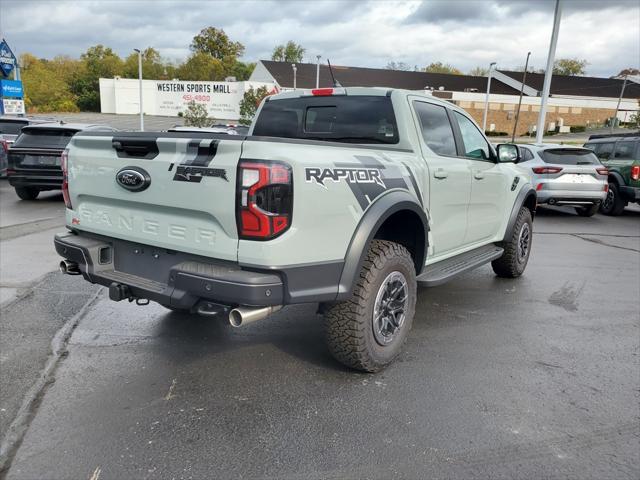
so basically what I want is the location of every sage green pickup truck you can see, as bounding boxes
[55,87,536,372]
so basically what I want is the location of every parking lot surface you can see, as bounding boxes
[0,189,638,479]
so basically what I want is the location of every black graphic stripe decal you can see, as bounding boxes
[173,139,228,183]
[335,155,409,210]
[402,162,423,207]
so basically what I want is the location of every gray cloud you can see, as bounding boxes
[0,0,637,77]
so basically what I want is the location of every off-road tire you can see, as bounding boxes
[492,207,533,278]
[575,203,599,217]
[600,183,626,216]
[324,240,417,373]
[15,186,39,200]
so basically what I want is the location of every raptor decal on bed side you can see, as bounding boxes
[306,154,423,210]
[173,139,228,183]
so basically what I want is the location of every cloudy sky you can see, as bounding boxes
[0,0,637,77]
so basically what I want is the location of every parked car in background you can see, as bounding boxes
[7,122,117,200]
[584,133,640,215]
[514,144,608,217]
[0,116,50,177]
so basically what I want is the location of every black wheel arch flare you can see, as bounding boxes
[336,190,429,301]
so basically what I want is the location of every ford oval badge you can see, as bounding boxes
[116,167,151,192]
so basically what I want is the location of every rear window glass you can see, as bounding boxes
[540,149,599,165]
[0,120,28,135]
[253,95,399,144]
[13,129,76,149]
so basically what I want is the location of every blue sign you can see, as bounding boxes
[0,40,17,77]
[0,79,23,98]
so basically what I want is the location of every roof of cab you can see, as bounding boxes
[267,86,455,107]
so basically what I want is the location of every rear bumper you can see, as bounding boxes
[54,231,345,310]
[537,189,606,205]
[619,185,640,202]
[54,232,284,309]
[8,168,63,190]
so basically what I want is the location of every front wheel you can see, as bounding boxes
[575,203,599,217]
[492,207,533,278]
[15,186,39,200]
[324,240,417,373]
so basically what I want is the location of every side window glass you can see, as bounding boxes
[412,101,457,156]
[593,142,614,160]
[453,112,491,160]
[520,147,534,161]
[613,141,635,160]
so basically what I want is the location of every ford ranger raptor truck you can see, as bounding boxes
[55,87,536,372]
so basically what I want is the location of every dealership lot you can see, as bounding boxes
[0,183,638,479]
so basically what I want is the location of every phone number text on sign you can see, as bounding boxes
[182,94,211,102]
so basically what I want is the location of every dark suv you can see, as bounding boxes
[0,116,50,177]
[7,122,117,200]
[584,133,640,215]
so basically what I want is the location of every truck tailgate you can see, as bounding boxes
[67,133,241,261]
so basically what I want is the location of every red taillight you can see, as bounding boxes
[596,167,609,176]
[631,165,640,181]
[311,88,334,96]
[236,160,292,240]
[61,148,72,209]
[536,183,544,191]
[0,140,8,152]
[603,184,609,192]
[532,166,563,174]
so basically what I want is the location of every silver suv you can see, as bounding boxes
[514,144,608,217]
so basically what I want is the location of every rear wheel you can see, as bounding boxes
[324,240,416,373]
[15,186,39,200]
[600,183,626,216]
[492,206,533,278]
[575,203,599,217]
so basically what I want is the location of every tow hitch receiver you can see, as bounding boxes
[109,282,132,302]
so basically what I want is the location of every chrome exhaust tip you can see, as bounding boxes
[228,305,282,327]
[59,260,81,275]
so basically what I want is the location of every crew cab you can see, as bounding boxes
[55,87,536,372]
[8,122,117,200]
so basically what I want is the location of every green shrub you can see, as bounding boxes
[570,125,586,133]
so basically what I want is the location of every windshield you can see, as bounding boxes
[540,148,599,165]
[13,129,76,149]
[253,95,399,144]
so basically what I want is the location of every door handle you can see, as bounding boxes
[434,168,448,179]
[474,171,485,180]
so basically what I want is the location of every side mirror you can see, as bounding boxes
[497,144,520,163]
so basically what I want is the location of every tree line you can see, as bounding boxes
[386,58,623,77]
[20,28,307,113]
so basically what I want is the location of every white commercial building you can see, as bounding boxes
[99,78,277,121]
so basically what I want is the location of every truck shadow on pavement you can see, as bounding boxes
[151,304,352,372]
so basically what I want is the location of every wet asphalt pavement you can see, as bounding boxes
[1,200,639,479]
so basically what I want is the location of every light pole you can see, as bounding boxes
[316,55,321,88]
[611,75,628,133]
[292,63,297,90]
[134,48,144,131]
[511,51,531,142]
[536,0,562,144]
[482,62,496,133]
